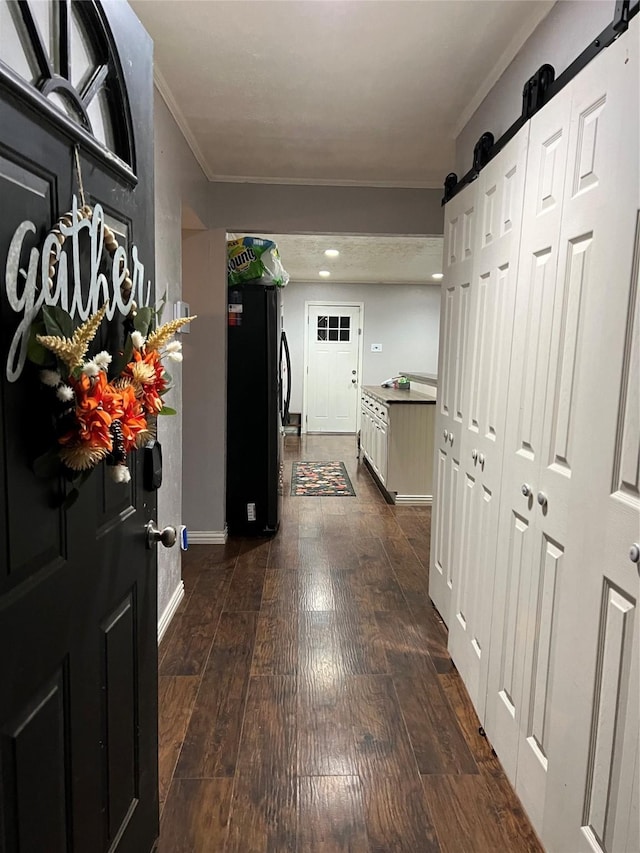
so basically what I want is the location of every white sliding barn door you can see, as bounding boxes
[429,181,478,623]
[447,126,529,718]
[543,27,639,853]
[484,87,573,819]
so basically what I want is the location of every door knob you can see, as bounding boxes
[352,379,357,384]
[449,433,454,445]
[472,449,478,462]
[521,483,532,497]
[443,429,449,441]
[630,543,640,564]
[146,520,177,549]
[478,452,484,464]
[537,492,548,508]
[352,370,357,375]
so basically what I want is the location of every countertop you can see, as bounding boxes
[362,385,437,405]
[400,372,438,387]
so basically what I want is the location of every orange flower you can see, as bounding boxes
[119,383,148,452]
[125,348,167,415]
[59,371,123,451]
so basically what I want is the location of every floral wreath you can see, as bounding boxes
[29,201,195,491]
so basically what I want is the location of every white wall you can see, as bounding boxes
[456,1,612,174]
[282,281,441,414]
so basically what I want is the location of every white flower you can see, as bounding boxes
[56,385,74,402]
[131,331,146,349]
[165,340,182,353]
[167,351,183,363]
[94,350,112,369]
[110,464,131,484]
[41,369,61,387]
[82,361,100,378]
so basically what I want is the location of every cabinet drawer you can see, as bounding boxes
[372,402,388,423]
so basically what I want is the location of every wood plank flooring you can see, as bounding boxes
[158,434,543,852]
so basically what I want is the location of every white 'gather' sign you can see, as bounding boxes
[4,195,151,383]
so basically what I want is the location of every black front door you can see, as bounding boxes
[0,2,158,851]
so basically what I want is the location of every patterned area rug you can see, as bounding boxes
[291,461,356,497]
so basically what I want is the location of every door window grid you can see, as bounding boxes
[0,0,128,162]
[317,315,351,342]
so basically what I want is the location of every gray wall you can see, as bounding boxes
[282,281,441,415]
[154,92,210,618]
[182,228,228,533]
[207,183,444,237]
[455,1,613,174]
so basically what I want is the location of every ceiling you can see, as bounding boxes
[131,0,554,188]
[254,233,444,284]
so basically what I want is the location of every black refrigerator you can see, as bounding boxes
[226,283,291,536]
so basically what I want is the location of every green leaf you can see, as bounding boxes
[60,487,80,510]
[158,406,177,416]
[155,289,168,323]
[32,448,61,479]
[163,370,172,385]
[42,305,73,338]
[134,307,153,336]
[27,320,54,366]
[111,334,134,378]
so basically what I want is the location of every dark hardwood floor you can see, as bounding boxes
[157,434,543,852]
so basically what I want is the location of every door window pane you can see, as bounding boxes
[317,314,351,342]
[0,1,39,83]
[70,4,95,91]
[30,0,59,74]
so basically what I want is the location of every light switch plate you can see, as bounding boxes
[371,343,382,352]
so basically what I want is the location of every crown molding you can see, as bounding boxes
[206,173,443,190]
[153,66,214,180]
[153,67,444,190]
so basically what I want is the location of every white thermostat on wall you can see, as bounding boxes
[371,343,382,352]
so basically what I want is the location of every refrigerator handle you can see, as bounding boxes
[281,330,292,423]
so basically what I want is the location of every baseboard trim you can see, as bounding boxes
[157,581,185,644]
[188,528,228,544]
[394,494,433,506]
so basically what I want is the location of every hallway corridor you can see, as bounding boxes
[157,435,542,852]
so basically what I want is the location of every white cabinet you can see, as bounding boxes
[360,389,435,504]
[430,21,639,851]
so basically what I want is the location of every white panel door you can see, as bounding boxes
[484,84,573,815]
[429,180,478,624]
[543,26,639,853]
[306,304,361,432]
[448,124,529,719]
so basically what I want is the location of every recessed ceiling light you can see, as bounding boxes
[324,249,339,258]
[431,273,444,280]
[319,270,331,278]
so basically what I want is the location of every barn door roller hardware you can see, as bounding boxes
[442,0,635,205]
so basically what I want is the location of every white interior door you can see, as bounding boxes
[429,180,478,624]
[305,304,361,433]
[543,26,639,853]
[447,124,529,720]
